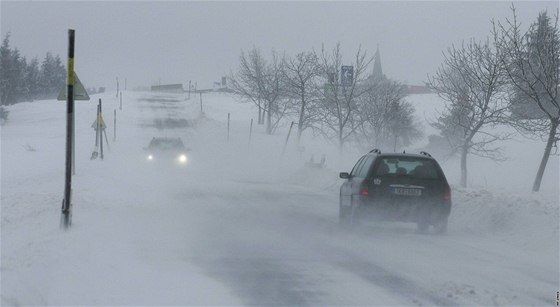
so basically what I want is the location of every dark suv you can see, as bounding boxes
[339,149,451,234]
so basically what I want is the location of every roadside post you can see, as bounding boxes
[99,100,104,159]
[91,103,99,159]
[227,113,230,141]
[200,92,203,114]
[281,121,295,157]
[61,29,75,229]
[248,118,253,149]
[113,109,117,141]
[57,29,90,228]
[90,99,108,159]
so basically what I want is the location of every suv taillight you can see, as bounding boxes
[443,186,451,201]
[360,180,369,196]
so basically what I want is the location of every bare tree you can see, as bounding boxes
[358,77,422,151]
[229,48,286,134]
[282,51,321,144]
[262,51,286,134]
[315,43,373,154]
[428,39,510,187]
[494,7,560,192]
[228,48,266,125]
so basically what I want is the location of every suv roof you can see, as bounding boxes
[365,148,435,159]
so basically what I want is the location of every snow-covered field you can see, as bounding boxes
[1,90,558,305]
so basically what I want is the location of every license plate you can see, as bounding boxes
[393,188,422,196]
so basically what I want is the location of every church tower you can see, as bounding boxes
[372,45,384,80]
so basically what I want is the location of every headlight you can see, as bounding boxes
[178,154,188,164]
[147,154,153,160]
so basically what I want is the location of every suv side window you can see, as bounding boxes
[350,156,366,177]
[355,155,375,178]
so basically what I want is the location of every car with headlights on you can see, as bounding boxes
[339,149,451,234]
[144,137,189,166]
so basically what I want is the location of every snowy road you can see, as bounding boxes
[128,170,554,306]
[1,91,557,305]
[72,162,554,306]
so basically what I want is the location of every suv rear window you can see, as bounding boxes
[375,156,440,179]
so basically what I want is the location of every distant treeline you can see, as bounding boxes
[1,32,66,105]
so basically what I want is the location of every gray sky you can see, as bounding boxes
[2,1,558,90]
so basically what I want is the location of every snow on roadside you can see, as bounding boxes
[0,94,242,306]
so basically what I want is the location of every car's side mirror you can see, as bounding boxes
[339,172,351,179]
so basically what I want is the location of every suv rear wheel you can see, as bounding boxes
[339,204,351,226]
[433,216,448,235]
[416,221,430,234]
[339,203,358,227]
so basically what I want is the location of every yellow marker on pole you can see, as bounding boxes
[68,58,74,85]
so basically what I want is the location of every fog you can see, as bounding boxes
[2,1,557,89]
[2,90,558,305]
[2,1,559,306]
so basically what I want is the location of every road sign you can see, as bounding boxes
[341,65,354,86]
[57,72,90,101]
[91,119,107,130]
